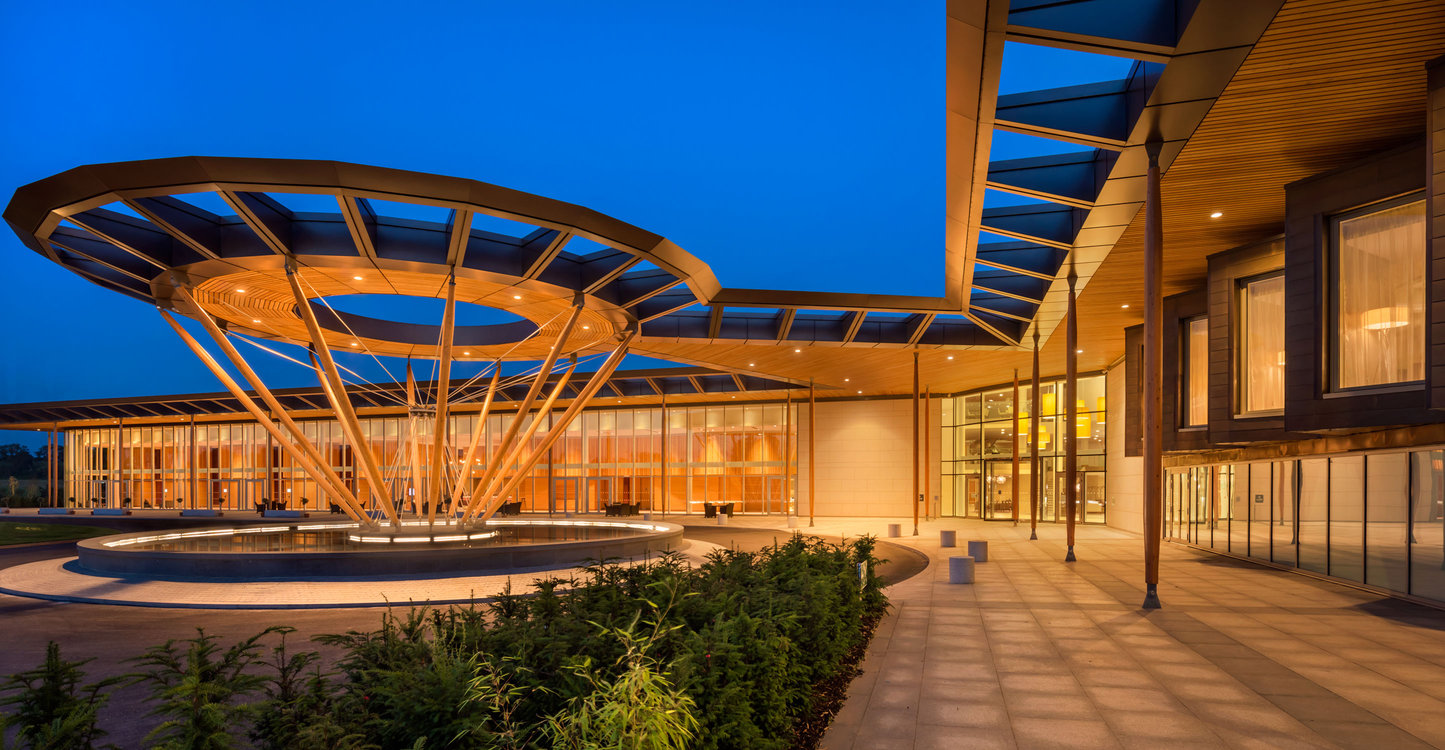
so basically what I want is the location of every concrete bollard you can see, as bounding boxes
[967,540,989,562]
[717,514,729,525]
[940,530,957,547]
[642,512,652,521]
[948,556,976,584]
[887,523,901,538]
[787,516,799,528]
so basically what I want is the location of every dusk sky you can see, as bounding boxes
[0,1,1132,445]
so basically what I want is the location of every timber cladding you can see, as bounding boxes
[1206,236,1292,445]
[1429,54,1445,411]
[1283,139,1439,432]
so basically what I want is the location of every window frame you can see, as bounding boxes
[1235,270,1286,418]
[1180,315,1209,429]
[1326,191,1427,395]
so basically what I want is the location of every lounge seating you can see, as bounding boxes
[604,502,640,517]
[253,502,267,516]
[329,503,343,515]
[702,502,734,518]
[496,501,523,517]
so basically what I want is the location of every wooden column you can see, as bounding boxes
[1065,263,1078,562]
[189,415,197,511]
[1030,327,1040,541]
[784,389,793,517]
[661,391,669,516]
[923,387,931,520]
[1011,369,1020,524]
[1143,139,1165,609]
[426,275,458,524]
[912,350,920,535]
[808,380,816,527]
[447,365,502,516]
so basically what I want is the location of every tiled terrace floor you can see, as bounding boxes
[796,517,1445,750]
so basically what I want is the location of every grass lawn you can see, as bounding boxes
[0,523,113,546]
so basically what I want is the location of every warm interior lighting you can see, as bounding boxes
[463,351,471,356]
[1076,349,1083,354]
[1042,393,1056,414]
[1210,211,1223,219]
[582,325,591,330]
[1076,414,1090,439]
[1096,396,1106,421]
[856,390,862,394]
[748,363,755,367]
[350,342,359,347]
[1361,306,1410,330]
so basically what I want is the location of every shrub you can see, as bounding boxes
[0,641,120,750]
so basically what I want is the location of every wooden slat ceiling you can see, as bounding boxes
[639,0,1445,395]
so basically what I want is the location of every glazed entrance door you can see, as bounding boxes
[550,477,580,514]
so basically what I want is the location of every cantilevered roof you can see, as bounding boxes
[0,368,807,429]
[8,0,1412,400]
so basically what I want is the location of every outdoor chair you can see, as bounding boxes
[329,502,343,514]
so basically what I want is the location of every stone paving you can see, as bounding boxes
[797,516,1445,750]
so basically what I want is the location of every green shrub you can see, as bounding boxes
[0,641,120,750]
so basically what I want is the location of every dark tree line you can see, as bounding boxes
[0,443,57,480]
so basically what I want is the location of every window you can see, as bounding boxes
[1182,317,1208,426]
[1332,196,1426,390]
[1238,274,1284,414]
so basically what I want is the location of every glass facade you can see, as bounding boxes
[1166,448,1445,605]
[64,402,797,514]
[940,374,1106,523]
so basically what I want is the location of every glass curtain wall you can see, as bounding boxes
[941,374,1107,523]
[1165,447,1445,607]
[63,403,796,515]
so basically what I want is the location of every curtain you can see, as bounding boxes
[1186,317,1208,425]
[1242,275,1285,413]
[1337,200,1425,389]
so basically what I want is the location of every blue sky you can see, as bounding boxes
[0,1,1133,445]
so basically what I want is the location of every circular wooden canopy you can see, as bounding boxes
[3,156,717,361]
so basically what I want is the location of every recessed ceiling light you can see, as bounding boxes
[582,325,591,330]
[749,363,755,367]
[512,294,521,300]
[1121,304,1130,309]
[235,288,245,293]
[844,378,850,382]
[947,355,954,361]
[463,351,471,356]
[857,390,862,394]
[350,342,358,347]
[353,275,364,280]
[252,319,260,323]
[1076,349,1084,354]
[794,348,801,353]
[1210,211,1223,219]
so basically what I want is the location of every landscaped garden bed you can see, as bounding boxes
[0,534,888,749]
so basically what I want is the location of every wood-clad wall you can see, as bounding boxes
[1283,140,1436,432]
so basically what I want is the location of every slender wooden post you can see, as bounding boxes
[476,334,634,523]
[447,365,503,516]
[285,264,400,526]
[1030,327,1040,540]
[189,415,197,511]
[1011,369,1020,524]
[427,275,458,524]
[114,417,123,510]
[661,391,669,515]
[784,389,793,517]
[912,350,920,535]
[924,386,931,521]
[170,285,372,523]
[1065,262,1078,562]
[808,379,816,527]
[1143,139,1165,609]
[160,311,372,524]
[406,362,424,516]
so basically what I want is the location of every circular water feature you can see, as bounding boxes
[75,518,684,579]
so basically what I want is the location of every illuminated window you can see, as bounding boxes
[1182,317,1208,426]
[1332,196,1426,389]
[1238,274,1284,414]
